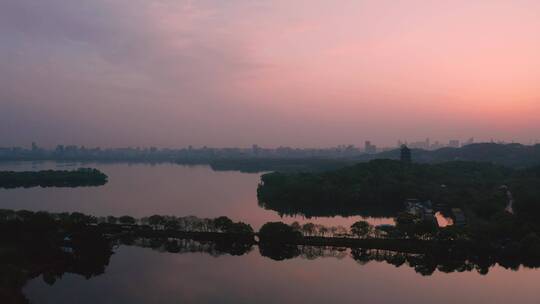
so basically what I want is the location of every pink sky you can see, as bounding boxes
[1,0,539,147]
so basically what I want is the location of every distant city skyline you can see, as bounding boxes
[4,137,539,152]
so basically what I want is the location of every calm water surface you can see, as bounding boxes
[0,161,389,228]
[23,246,540,304]
[2,161,540,303]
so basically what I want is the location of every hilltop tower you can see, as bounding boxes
[400,145,411,163]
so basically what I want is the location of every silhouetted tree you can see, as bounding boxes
[259,222,302,242]
[350,221,372,238]
[118,216,136,225]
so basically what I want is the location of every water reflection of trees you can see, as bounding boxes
[121,237,254,257]
[128,237,539,277]
[5,238,540,304]
[4,207,540,303]
[0,234,113,304]
[122,238,348,262]
[298,246,348,260]
[258,244,540,276]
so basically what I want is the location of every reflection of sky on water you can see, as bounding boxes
[24,245,540,304]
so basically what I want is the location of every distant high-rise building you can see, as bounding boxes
[252,144,261,155]
[409,138,430,150]
[464,137,474,146]
[431,140,444,150]
[448,140,460,148]
[400,145,411,163]
[365,141,377,154]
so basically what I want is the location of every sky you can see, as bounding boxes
[1,0,539,148]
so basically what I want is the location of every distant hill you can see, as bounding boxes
[357,143,540,168]
[209,158,354,173]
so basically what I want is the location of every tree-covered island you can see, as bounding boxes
[0,168,108,188]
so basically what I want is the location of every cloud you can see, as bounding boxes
[0,0,539,147]
[0,0,268,146]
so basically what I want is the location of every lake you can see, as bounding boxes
[2,161,540,303]
[0,161,390,228]
[23,244,540,304]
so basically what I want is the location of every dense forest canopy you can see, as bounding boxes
[258,160,538,220]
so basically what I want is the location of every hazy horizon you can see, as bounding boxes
[1,1,539,148]
[4,138,539,151]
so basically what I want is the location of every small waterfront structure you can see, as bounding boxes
[121,224,135,230]
[60,236,74,254]
[404,199,439,225]
[405,199,422,216]
[422,200,433,213]
[151,224,166,231]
